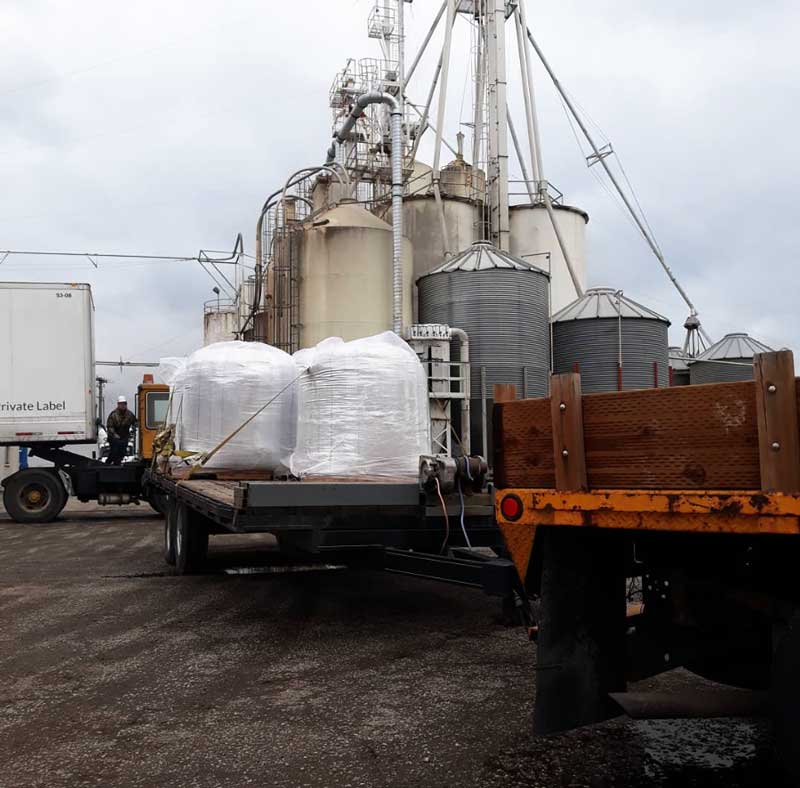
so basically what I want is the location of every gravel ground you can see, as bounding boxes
[0,501,785,787]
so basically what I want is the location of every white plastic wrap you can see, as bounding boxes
[157,357,187,387]
[291,332,431,478]
[178,341,298,469]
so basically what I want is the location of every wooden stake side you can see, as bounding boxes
[754,351,800,494]
[493,383,518,404]
[550,373,588,492]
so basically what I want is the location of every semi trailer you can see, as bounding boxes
[0,282,169,523]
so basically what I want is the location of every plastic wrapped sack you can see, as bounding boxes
[158,357,187,442]
[291,332,430,478]
[157,357,187,387]
[179,341,298,469]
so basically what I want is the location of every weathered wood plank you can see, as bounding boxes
[493,384,518,404]
[754,351,800,493]
[495,377,800,491]
[177,480,238,507]
[550,374,587,492]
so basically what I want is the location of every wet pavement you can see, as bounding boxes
[0,502,785,787]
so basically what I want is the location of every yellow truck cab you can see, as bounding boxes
[136,375,170,461]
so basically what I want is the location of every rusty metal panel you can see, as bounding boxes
[495,489,800,535]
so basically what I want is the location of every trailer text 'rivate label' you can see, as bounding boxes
[0,401,68,412]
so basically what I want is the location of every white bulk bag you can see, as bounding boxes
[291,332,430,478]
[158,356,187,442]
[178,341,297,469]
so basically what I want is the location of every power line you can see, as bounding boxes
[0,250,239,264]
[0,234,248,298]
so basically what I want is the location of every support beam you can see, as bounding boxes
[754,351,800,494]
[485,0,510,250]
[550,373,587,492]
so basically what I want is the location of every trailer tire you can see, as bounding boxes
[174,502,209,575]
[148,491,166,517]
[772,613,800,779]
[2,469,68,524]
[164,499,177,565]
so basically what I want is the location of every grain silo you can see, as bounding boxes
[552,287,670,393]
[270,200,414,350]
[417,241,550,454]
[402,155,483,285]
[669,346,691,386]
[203,303,238,346]
[688,333,773,384]
[509,203,589,315]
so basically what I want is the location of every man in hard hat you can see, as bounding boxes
[107,396,137,466]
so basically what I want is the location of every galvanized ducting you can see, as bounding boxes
[417,241,551,455]
[689,333,773,384]
[552,288,670,393]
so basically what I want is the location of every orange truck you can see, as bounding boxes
[494,350,800,776]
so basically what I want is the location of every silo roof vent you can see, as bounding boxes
[552,287,670,324]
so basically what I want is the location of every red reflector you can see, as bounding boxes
[15,432,34,436]
[500,494,523,521]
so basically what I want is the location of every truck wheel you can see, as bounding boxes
[772,613,800,778]
[148,491,166,517]
[2,469,67,524]
[163,499,177,566]
[174,502,209,575]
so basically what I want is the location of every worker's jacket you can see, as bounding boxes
[107,409,138,442]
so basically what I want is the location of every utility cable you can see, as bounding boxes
[457,478,473,549]
[435,478,450,555]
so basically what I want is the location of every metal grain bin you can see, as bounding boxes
[417,241,550,454]
[669,346,691,386]
[552,287,670,393]
[689,333,773,384]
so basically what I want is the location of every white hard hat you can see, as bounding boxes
[117,395,127,404]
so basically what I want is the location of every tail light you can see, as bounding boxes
[500,494,523,522]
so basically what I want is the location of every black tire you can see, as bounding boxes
[2,469,68,524]
[148,491,166,517]
[163,499,177,566]
[772,613,800,779]
[173,501,209,575]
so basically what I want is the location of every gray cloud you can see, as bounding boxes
[0,0,796,410]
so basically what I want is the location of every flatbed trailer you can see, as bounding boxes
[147,466,526,609]
[494,350,800,776]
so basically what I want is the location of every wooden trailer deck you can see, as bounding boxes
[147,469,496,551]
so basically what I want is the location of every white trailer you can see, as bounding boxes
[0,282,170,523]
[0,282,96,445]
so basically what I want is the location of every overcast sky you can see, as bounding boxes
[1,0,797,407]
